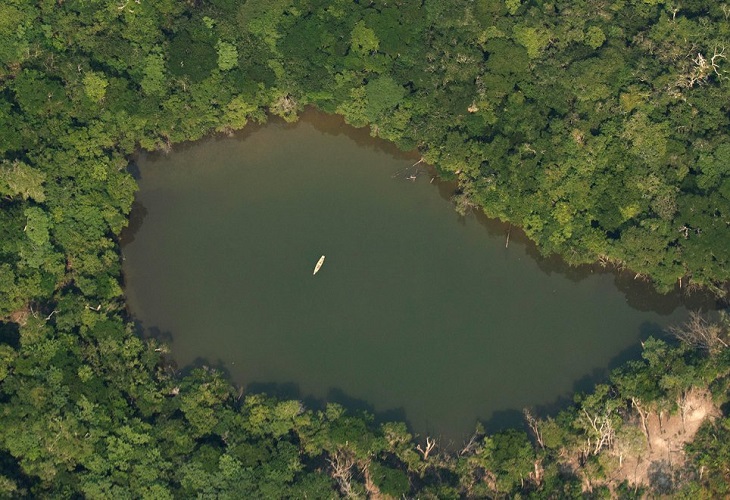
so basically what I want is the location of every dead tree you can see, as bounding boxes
[459,430,481,456]
[677,388,692,433]
[711,46,727,77]
[416,436,436,460]
[631,397,651,451]
[682,46,727,87]
[670,311,728,356]
[581,407,616,456]
[531,459,544,488]
[523,409,545,449]
[327,449,356,498]
[359,460,383,499]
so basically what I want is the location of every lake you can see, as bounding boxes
[121,110,714,444]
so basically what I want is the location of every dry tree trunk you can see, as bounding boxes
[416,436,437,460]
[631,398,651,450]
[524,409,545,449]
[360,460,383,500]
[327,449,356,498]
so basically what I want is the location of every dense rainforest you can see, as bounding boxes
[1,0,730,496]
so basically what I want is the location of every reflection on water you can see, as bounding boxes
[122,109,719,442]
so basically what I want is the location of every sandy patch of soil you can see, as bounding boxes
[609,388,720,492]
[7,308,29,326]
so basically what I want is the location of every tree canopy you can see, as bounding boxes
[0,0,729,496]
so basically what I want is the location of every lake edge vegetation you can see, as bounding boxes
[1,0,730,496]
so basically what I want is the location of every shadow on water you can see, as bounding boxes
[480,409,527,436]
[130,318,174,347]
[530,324,662,413]
[130,318,415,430]
[132,318,659,444]
[408,162,721,316]
[130,316,670,448]
[118,200,148,247]
[298,108,418,162]
[186,356,235,381]
[523,245,720,314]
[244,381,409,429]
[246,381,303,402]
[127,159,142,181]
[451,196,720,315]
[325,388,409,425]
[474,320,672,440]
[127,107,410,172]
[419,156,723,315]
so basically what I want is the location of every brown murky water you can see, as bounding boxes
[122,111,714,442]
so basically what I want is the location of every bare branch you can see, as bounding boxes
[711,46,726,77]
[681,47,726,88]
[580,407,615,455]
[327,449,356,498]
[670,311,728,355]
[459,430,481,456]
[416,436,437,460]
[631,397,651,450]
[523,409,545,449]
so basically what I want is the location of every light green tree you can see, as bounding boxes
[141,52,166,96]
[23,207,50,248]
[216,41,238,71]
[513,26,551,59]
[350,21,379,55]
[505,0,522,15]
[0,161,46,202]
[365,76,405,121]
[585,26,606,50]
[83,72,109,102]
[218,96,258,131]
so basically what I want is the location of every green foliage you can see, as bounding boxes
[350,21,380,56]
[82,72,109,103]
[168,31,218,83]
[477,429,535,494]
[12,70,65,116]
[216,41,239,71]
[236,0,292,49]
[513,25,551,59]
[0,3,35,68]
[365,76,405,122]
[585,26,606,49]
[0,1,729,497]
[218,96,259,131]
[370,460,409,497]
[140,52,167,96]
[685,418,730,495]
[505,0,523,16]
[23,207,50,248]
[178,368,232,438]
[0,161,45,202]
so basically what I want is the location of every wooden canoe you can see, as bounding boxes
[313,255,325,275]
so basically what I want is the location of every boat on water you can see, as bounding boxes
[313,255,325,275]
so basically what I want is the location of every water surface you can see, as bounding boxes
[122,111,712,442]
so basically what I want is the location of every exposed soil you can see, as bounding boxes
[7,308,29,326]
[608,388,720,493]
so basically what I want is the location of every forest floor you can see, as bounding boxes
[609,388,719,493]
[8,308,29,325]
